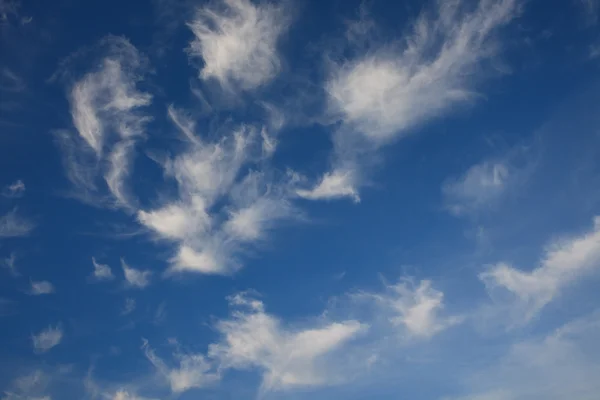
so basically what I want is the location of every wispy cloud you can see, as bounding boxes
[2,251,19,276]
[142,293,366,394]
[304,0,520,200]
[121,298,136,315]
[0,68,25,92]
[0,207,34,237]
[443,161,510,216]
[143,340,219,393]
[357,278,462,338]
[28,280,55,295]
[187,0,291,91]
[0,369,52,400]
[481,216,600,323]
[91,257,115,281]
[0,0,20,22]
[442,145,533,216]
[121,259,152,288]
[1,179,25,198]
[55,36,152,209]
[209,293,366,392]
[31,325,63,353]
[138,107,298,275]
[446,311,600,400]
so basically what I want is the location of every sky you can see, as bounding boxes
[1,0,600,398]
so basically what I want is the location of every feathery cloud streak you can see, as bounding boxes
[300,0,520,201]
[187,0,290,91]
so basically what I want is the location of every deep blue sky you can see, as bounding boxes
[2,0,600,399]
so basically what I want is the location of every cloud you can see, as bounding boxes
[143,340,219,393]
[153,302,167,325]
[0,68,26,92]
[28,280,55,295]
[121,298,136,315]
[443,161,510,216]
[2,252,19,276]
[31,325,63,353]
[121,259,152,288]
[208,293,366,392]
[480,216,600,323]
[138,110,297,275]
[109,391,156,400]
[0,369,52,400]
[56,36,151,208]
[446,311,600,400]
[0,0,20,22]
[91,257,114,281]
[141,293,366,394]
[306,0,520,201]
[296,169,360,202]
[2,179,25,198]
[0,207,34,237]
[358,278,462,338]
[442,145,534,216]
[187,0,290,90]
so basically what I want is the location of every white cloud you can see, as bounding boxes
[208,293,366,392]
[57,36,151,208]
[143,341,219,393]
[2,252,18,276]
[296,169,360,202]
[121,298,136,315]
[108,391,156,400]
[360,278,462,338]
[0,207,34,237]
[0,369,52,400]
[138,114,297,275]
[142,293,366,394]
[91,257,114,281]
[307,0,519,201]
[31,325,63,353]
[121,259,151,288]
[443,161,510,216]
[2,179,25,198]
[187,0,290,90]
[28,280,55,295]
[446,311,600,400]
[480,216,600,322]
[104,140,137,208]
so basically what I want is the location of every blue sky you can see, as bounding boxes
[2,0,600,398]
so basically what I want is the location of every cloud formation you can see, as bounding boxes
[447,311,600,400]
[443,161,510,216]
[187,0,290,90]
[481,216,600,322]
[306,0,519,200]
[359,278,461,338]
[31,325,63,353]
[2,179,25,198]
[28,280,55,295]
[138,107,297,275]
[209,293,366,392]
[121,259,151,288]
[0,208,34,237]
[57,36,151,208]
[143,341,218,393]
[121,298,136,316]
[142,293,366,394]
[91,257,115,281]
